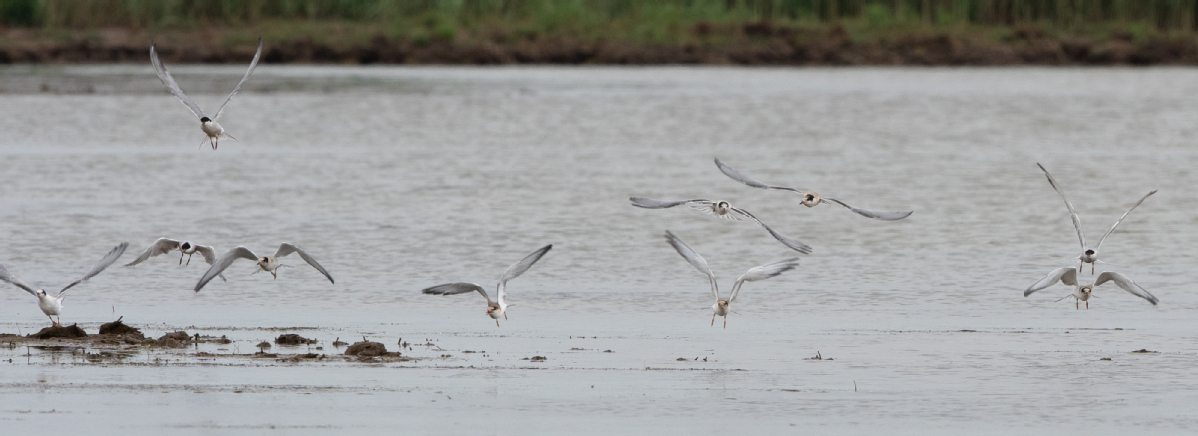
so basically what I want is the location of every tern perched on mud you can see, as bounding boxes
[0,242,128,326]
[422,245,552,327]
[630,197,812,254]
[126,238,226,282]
[1037,163,1156,274]
[1024,267,1157,309]
[664,231,798,328]
[195,243,334,292]
[150,38,263,149]
[714,158,913,220]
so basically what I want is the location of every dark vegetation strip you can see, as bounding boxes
[2,0,1198,65]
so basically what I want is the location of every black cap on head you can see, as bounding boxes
[200,116,211,122]
[1084,249,1095,255]
[181,242,191,249]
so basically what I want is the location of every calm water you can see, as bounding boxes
[2,66,1198,434]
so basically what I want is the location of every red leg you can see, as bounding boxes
[495,319,500,327]
[1086,301,1089,309]
[723,316,727,329]
[1076,300,1079,310]
[270,270,277,279]
[711,313,715,326]
[504,313,508,320]
[186,254,192,266]
[179,252,184,265]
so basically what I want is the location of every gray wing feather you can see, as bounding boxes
[60,242,128,295]
[212,38,263,121]
[0,265,37,296]
[125,237,181,267]
[730,258,800,303]
[821,198,913,221]
[1094,190,1156,251]
[150,44,206,119]
[714,158,802,192]
[1037,163,1087,249]
[499,245,552,284]
[273,243,334,284]
[664,231,719,301]
[730,207,813,254]
[1024,267,1077,297]
[422,282,492,304]
[195,246,258,292]
[195,245,226,282]
[630,197,709,209]
[1094,272,1158,305]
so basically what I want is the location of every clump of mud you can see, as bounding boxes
[345,341,387,357]
[98,319,143,338]
[30,324,87,339]
[155,331,192,348]
[275,334,316,346]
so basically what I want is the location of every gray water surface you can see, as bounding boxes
[1,66,1197,434]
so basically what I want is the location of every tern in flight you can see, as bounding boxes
[195,243,334,292]
[714,158,913,220]
[1037,163,1156,274]
[126,238,225,282]
[664,231,798,328]
[0,242,128,326]
[630,197,812,254]
[150,38,263,149]
[422,245,552,327]
[1024,267,1158,309]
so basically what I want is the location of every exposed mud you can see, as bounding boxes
[98,319,143,337]
[275,334,316,346]
[344,341,387,357]
[29,324,87,339]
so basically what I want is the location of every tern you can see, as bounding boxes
[630,197,812,254]
[1037,163,1156,274]
[150,38,263,149]
[422,245,552,327]
[1024,267,1158,309]
[714,158,913,220]
[0,242,128,326]
[664,231,798,328]
[195,243,334,292]
[126,238,226,282]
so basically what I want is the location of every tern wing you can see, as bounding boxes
[212,38,263,121]
[1094,190,1156,251]
[195,245,226,282]
[150,44,206,119]
[630,197,710,209]
[729,207,813,254]
[124,238,181,267]
[422,282,492,304]
[714,158,803,192]
[195,246,258,292]
[60,242,129,295]
[1024,267,1078,297]
[496,244,552,302]
[730,258,800,303]
[1094,272,1158,305]
[0,265,37,296]
[664,231,719,302]
[274,243,334,284]
[1037,163,1087,249]
[821,197,913,221]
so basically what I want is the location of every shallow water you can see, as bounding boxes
[1,65,1198,434]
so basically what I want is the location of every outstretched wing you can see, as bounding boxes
[821,197,913,221]
[60,242,129,295]
[274,243,334,284]
[0,265,37,296]
[729,207,813,254]
[714,158,803,192]
[124,238,181,267]
[664,231,719,301]
[150,44,206,119]
[729,258,800,303]
[1094,190,1156,251]
[630,197,710,209]
[1037,163,1086,249]
[422,282,492,304]
[212,38,263,121]
[1024,267,1078,297]
[496,244,552,302]
[195,245,226,282]
[195,246,258,292]
[1094,272,1158,305]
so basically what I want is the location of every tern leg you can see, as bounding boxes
[179,251,184,265]
[1086,301,1089,310]
[723,316,727,329]
[711,313,716,326]
[186,253,193,266]
[504,313,508,320]
[270,270,277,279]
[495,319,500,327]
[1076,300,1079,310]
[47,314,56,326]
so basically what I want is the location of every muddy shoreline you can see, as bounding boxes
[2,25,1197,65]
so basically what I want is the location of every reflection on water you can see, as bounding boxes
[1,66,1197,434]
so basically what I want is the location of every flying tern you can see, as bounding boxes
[1024,267,1158,309]
[1037,163,1156,274]
[630,197,812,254]
[422,245,552,327]
[195,243,333,292]
[126,238,225,282]
[664,231,798,328]
[714,158,913,220]
[0,242,128,326]
[150,38,263,149]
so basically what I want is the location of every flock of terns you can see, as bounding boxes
[0,40,1164,330]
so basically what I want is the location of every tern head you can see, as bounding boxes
[35,289,47,297]
[714,201,731,213]
[200,116,212,124]
[1084,249,1095,256]
[1079,285,1093,299]
[801,191,821,207]
[717,300,729,309]
[180,242,192,250]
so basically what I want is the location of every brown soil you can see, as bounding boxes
[98,320,143,338]
[29,324,87,339]
[275,334,316,346]
[345,341,387,357]
[155,331,192,348]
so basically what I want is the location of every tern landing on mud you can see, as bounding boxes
[422,245,552,327]
[1037,163,1156,274]
[1024,267,1157,309]
[664,231,798,328]
[714,158,913,220]
[150,38,263,149]
[630,197,812,254]
[0,243,128,326]
[195,243,334,292]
